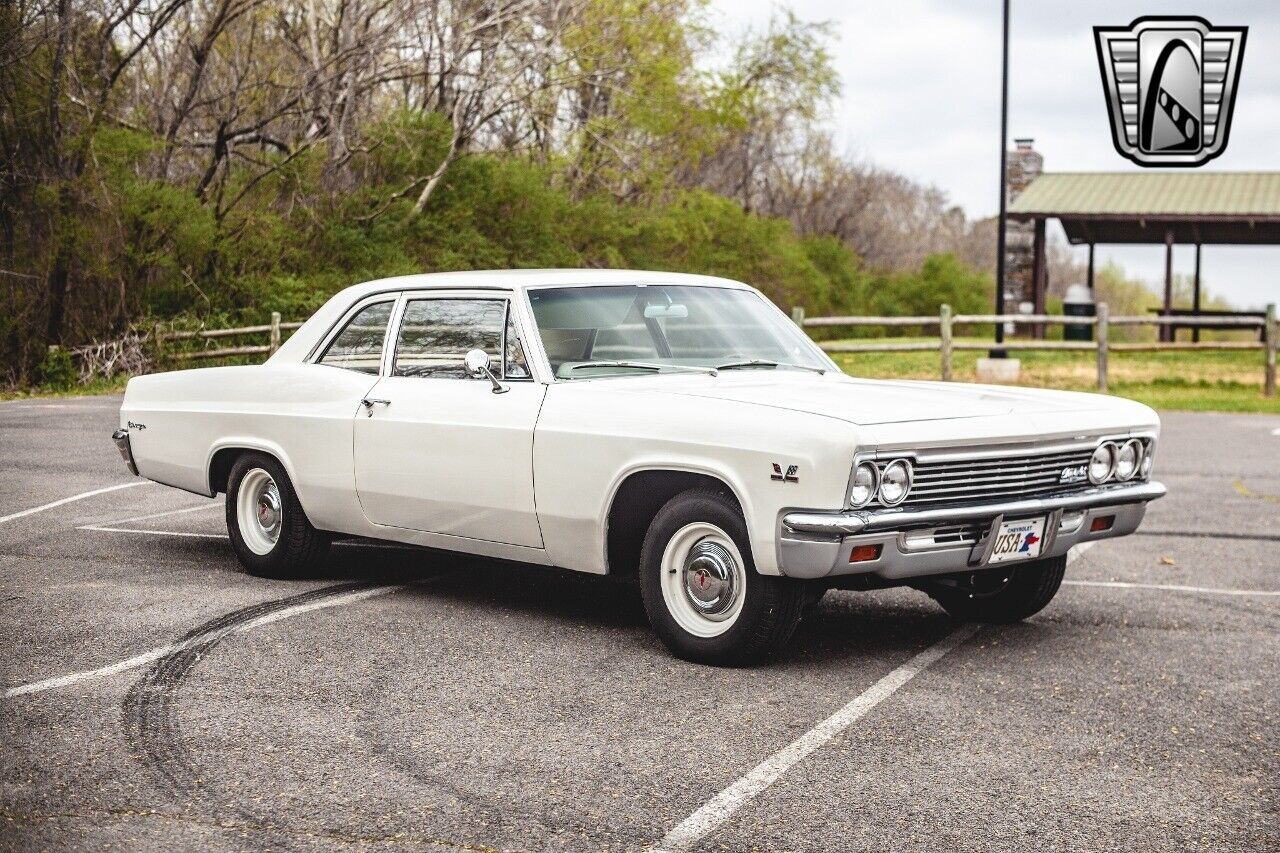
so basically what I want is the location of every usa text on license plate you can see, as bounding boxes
[988,517,1046,564]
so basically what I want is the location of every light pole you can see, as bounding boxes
[991,0,1010,358]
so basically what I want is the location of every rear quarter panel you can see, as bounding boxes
[120,364,378,532]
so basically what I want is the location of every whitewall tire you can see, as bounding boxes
[640,488,806,665]
[225,452,329,578]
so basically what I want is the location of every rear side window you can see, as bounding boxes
[317,301,393,374]
[394,298,505,379]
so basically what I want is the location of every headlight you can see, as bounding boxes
[849,462,879,508]
[878,459,912,506]
[1114,439,1142,481]
[1088,442,1117,484]
[1140,443,1155,477]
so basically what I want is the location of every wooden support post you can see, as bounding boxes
[1031,217,1046,340]
[269,312,281,354]
[791,306,805,326]
[1192,244,1202,343]
[1265,303,1277,399]
[1162,229,1174,343]
[1086,243,1095,291]
[1096,301,1109,393]
[940,303,953,382]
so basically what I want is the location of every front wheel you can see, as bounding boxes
[639,489,805,666]
[924,554,1067,623]
[226,452,329,578]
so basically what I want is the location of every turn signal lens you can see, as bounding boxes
[1088,442,1117,484]
[849,544,882,563]
[878,459,913,506]
[1114,439,1142,481]
[849,462,878,507]
[1090,515,1115,532]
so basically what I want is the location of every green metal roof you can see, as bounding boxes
[1009,172,1280,218]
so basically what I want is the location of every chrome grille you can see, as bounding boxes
[880,448,1096,507]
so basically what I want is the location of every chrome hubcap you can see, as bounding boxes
[682,539,738,619]
[236,468,282,555]
[255,482,281,541]
[659,522,748,638]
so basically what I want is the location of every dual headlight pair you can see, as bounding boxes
[1088,438,1148,484]
[848,458,912,509]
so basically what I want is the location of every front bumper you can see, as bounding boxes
[112,428,138,476]
[778,480,1165,580]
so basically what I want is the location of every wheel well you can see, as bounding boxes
[605,470,741,578]
[208,447,270,495]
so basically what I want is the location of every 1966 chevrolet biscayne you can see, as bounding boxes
[114,270,1165,664]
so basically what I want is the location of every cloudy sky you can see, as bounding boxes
[709,0,1280,309]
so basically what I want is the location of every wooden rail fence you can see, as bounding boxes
[153,312,303,361]
[792,302,1278,398]
[153,301,1279,399]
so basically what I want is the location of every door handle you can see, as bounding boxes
[360,398,391,416]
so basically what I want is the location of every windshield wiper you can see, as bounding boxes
[715,359,825,375]
[567,361,719,376]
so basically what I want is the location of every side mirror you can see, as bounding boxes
[464,349,508,394]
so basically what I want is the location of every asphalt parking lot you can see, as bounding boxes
[1,395,1277,852]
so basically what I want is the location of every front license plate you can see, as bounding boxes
[988,517,1046,564]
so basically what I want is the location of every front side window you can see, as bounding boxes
[393,298,506,379]
[527,285,829,379]
[317,301,393,374]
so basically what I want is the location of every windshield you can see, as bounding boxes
[527,285,830,379]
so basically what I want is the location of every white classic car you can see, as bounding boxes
[115,270,1165,664]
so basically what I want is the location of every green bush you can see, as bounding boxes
[37,347,76,390]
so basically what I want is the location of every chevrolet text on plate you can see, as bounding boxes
[112,270,1165,665]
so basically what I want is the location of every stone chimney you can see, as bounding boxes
[1004,138,1042,307]
[1007,138,1043,201]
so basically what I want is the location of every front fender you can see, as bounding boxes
[534,385,860,576]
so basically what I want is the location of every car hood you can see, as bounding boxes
[622,372,1123,426]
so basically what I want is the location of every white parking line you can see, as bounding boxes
[3,583,407,698]
[76,502,225,537]
[1067,542,1278,596]
[648,623,980,853]
[1065,579,1280,597]
[77,526,424,552]
[649,544,1096,851]
[85,502,219,527]
[79,526,228,539]
[0,481,152,525]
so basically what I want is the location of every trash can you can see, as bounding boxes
[1063,284,1095,341]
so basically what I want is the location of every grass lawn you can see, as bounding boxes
[825,337,1280,414]
[5,339,1276,415]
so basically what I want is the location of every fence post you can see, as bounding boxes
[791,306,805,326]
[1265,303,1276,398]
[939,303,953,382]
[152,323,165,364]
[269,311,281,354]
[1096,302,1109,393]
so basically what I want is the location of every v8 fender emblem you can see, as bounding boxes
[771,463,799,483]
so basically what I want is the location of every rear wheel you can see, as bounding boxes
[226,453,329,578]
[639,489,805,665]
[924,554,1067,623]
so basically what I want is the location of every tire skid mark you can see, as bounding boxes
[122,582,377,797]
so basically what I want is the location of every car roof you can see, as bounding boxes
[267,269,758,365]
[333,269,753,301]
